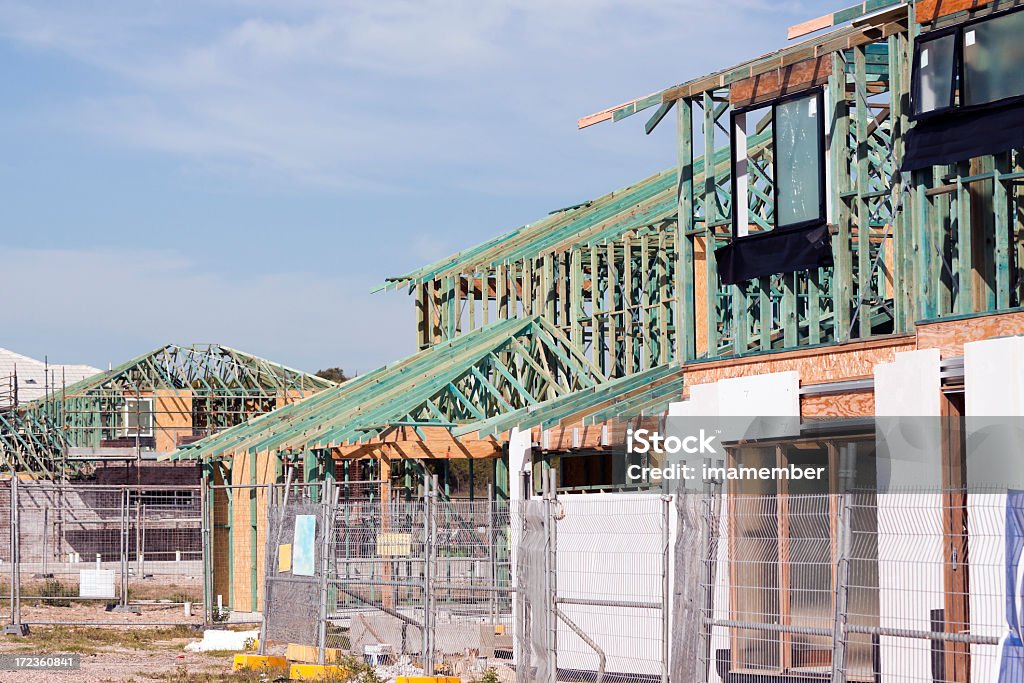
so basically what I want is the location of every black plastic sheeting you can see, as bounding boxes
[715,223,833,285]
[902,100,1024,171]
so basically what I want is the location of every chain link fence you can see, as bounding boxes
[0,478,204,629]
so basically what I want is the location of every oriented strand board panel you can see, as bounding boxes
[916,310,1024,358]
[228,452,277,612]
[800,391,875,418]
[730,55,832,107]
[154,389,192,453]
[212,465,231,609]
[694,236,709,357]
[682,336,915,392]
[915,0,994,23]
[276,389,312,409]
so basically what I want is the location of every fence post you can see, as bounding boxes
[421,474,438,675]
[41,506,48,579]
[4,476,27,635]
[544,468,558,683]
[135,501,143,580]
[201,468,213,627]
[830,492,853,683]
[514,471,531,683]
[487,482,496,625]
[317,478,336,666]
[113,488,138,613]
[660,495,671,683]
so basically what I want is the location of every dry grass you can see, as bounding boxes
[136,664,292,682]
[4,624,199,655]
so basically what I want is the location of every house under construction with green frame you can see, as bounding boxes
[0,343,334,478]
[177,7,1024,655]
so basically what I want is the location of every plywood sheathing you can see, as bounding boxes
[730,55,833,108]
[154,389,192,453]
[682,335,916,392]
[229,450,276,612]
[801,392,875,418]
[212,464,231,609]
[915,310,1024,358]
[915,0,994,23]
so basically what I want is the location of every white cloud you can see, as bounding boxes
[0,0,809,193]
[0,245,411,374]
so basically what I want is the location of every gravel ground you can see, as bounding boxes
[0,643,238,683]
[0,622,261,683]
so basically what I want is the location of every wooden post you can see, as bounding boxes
[830,52,853,341]
[677,98,697,361]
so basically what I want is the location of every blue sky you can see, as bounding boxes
[1,0,818,375]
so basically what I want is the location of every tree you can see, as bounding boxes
[315,367,351,383]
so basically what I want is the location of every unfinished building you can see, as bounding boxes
[0,0,1014,678]
[181,0,1024,678]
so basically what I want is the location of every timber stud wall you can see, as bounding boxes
[406,3,1024,372]
[413,233,679,378]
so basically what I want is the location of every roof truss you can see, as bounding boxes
[179,317,607,461]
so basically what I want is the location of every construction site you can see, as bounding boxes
[2,0,1024,681]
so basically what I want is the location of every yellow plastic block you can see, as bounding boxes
[289,663,348,680]
[286,643,344,663]
[232,654,287,671]
[396,677,461,683]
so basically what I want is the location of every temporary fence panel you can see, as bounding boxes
[554,493,672,683]
[260,483,327,651]
[694,490,1007,683]
[259,477,516,675]
[2,479,204,628]
[430,497,513,662]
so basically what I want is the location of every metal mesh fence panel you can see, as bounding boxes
[431,499,513,664]
[3,481,203,626]
[843,491,1005,682]
[327,490,429,662]
[553,495,670,683]
[517,498,549,683]
[261,486,325,648]
[256,480,1017,683]
[695,489,1011,682]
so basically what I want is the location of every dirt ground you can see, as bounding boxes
[0,622,270,683]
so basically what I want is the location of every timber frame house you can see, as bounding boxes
[11,6,1024,669]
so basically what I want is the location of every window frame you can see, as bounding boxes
[910,4,1024,120]
[910,24,961,119]
[123,397,155,438]
[725,434,877,676]
[730,88,828,239]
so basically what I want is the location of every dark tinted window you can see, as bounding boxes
[915,32,957,115]
[775,92,824,228]
[962,10,1024,106]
